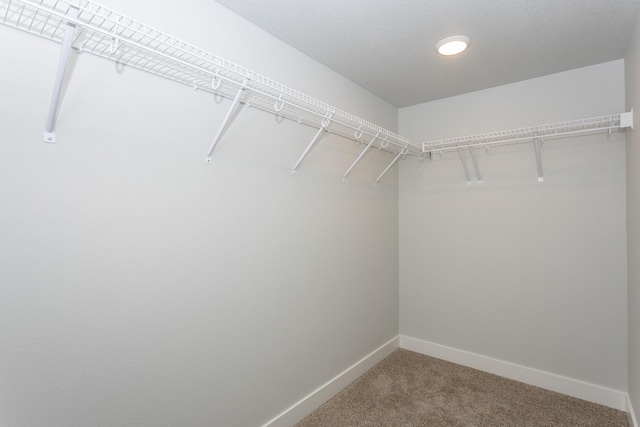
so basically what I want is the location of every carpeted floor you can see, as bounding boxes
[295,349,628,427]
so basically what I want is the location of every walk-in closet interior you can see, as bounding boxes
[1,1,640,426]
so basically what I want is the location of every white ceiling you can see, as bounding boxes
[214,0,640,108]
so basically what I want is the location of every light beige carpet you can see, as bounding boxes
[295,349,628,427]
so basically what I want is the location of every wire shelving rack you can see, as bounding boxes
[421,112,633,184]
[0,0,634,184]
[422,113,632,154]
[0,0,422,183]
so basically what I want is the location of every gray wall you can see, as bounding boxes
[0,1,399,426]
[398,60,628,391]
[2,0,636,425]
[626,11,640,420]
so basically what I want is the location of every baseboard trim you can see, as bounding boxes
[400,335,627,411]
[627,394,639,427]
[262,335,400,427]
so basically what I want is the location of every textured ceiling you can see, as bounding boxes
[214,0,640,108]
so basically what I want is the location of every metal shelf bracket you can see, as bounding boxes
[468,145,483,185]
[292,112,333,175]
[43,4,79,143]
[457,146,472,186]
[375,146,408,185]
[533,133,544,182]
[342,132,380,182]
[205,78,249,164]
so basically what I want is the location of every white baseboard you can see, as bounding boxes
[400,335,627,411]
[262,336,399,427]
[628,394,639,427]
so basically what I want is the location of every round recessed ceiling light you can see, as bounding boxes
[436,35,471,56]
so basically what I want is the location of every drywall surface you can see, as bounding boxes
[626,12,640,419]
[399,60,628,391]
[0,1,399,426]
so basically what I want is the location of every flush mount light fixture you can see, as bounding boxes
[436,35,471,56]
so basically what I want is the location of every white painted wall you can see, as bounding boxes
[625,10,640,421]
[398,61,628,391]
[0,1,399,426]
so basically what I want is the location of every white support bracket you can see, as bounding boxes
[205,78,249,164]
[342,132,380,182]
[457,146,472,186]
[533,134,544,182]
[468,145,483,185]
[375,147,408,185]
[292,112,333,175]
[620,109,634,129]
[43,5,79,143]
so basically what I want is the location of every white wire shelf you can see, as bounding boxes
[1,0,634,184]
[423,111,633,185]
[422,112,633,154]
[0,0,422,167]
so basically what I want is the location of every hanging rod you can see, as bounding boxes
[422,111,633,154]
[0,0,423,181]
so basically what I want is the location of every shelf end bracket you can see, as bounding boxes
[43,5,80,143]
[621,109,634,130]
